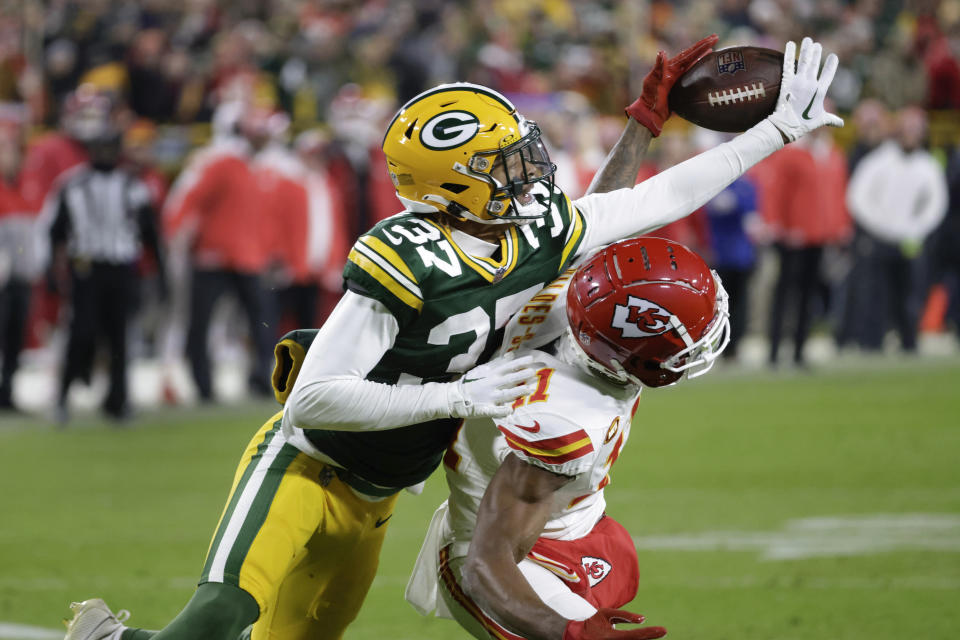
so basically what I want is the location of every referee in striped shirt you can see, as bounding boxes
[48,125,166,422]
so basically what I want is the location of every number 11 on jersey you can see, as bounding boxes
[512,367,554,409]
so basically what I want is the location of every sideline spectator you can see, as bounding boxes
[0,103,38,411]
[846,107,948,352]
[836,100,892,348]
[253,115,348,331]
[162,101,273,401]
[846,99,891,173]
[756,126,850,367]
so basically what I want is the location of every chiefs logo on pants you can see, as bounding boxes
[438,515,640,640]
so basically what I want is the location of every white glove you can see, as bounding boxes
[766,37,844,142]
[448,353,541,419]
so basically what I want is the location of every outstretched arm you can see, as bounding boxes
[586,35,718,195]
[575,37,843,257]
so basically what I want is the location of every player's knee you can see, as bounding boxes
[191,582,260,630]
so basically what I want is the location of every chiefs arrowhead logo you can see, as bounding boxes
[611,296,674,338]
[581,556,612,586]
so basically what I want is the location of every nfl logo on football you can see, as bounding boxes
[716,51,746,74]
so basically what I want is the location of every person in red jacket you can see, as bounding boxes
[754,125,850,367]
[19,85,106,210]
[0,103,38,411]
[256,128,351,334]
[162,101,273,401]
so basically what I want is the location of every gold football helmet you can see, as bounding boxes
[382,83,556,224]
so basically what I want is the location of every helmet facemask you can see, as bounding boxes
[455,120,556,224]
[659,271,731,380]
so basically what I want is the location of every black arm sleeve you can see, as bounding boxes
[49,192,70,248]
[138,204,167,286]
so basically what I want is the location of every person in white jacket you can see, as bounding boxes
[845,106,947,351]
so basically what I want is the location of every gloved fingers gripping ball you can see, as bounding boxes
[766,37,844,142]
[626,34,719,136]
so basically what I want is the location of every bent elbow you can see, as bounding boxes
[460,557,483,600]
[284,380,333,429]
[284,375,365,430]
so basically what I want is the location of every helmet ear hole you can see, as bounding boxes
[641,358,660,371]
[441,182,469,194]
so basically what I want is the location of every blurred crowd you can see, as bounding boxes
[0,0,959,419]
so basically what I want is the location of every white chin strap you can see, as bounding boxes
[660,270,732,379]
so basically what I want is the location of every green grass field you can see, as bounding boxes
[2,356,959,639]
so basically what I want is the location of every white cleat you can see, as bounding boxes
[64,599,130,640]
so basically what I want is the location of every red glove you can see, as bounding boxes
[626,34,720,136]
[563,608,667,640]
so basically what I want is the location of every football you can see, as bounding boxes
[668,46,783,133]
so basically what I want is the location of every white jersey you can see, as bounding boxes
[444,350,641,544]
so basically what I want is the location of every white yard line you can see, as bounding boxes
[0,622,62,640]
[633,513,960,560]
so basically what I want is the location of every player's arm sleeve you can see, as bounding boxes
[281,290,466,432]
[497,416,597,478]
[342,233,424,326]
[572,119,785,256]
[461,453,579,638]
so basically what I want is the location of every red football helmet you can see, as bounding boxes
[565,237,730,387]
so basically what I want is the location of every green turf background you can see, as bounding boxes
[1,357,958,639]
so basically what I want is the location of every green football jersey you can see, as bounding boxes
[302,187,586,489]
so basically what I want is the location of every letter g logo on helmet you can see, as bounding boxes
[420,111,480,150]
